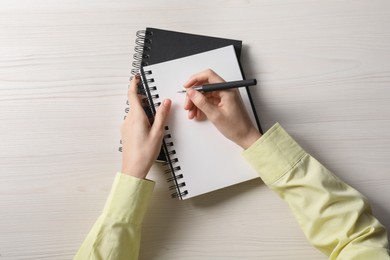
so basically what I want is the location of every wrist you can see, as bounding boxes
[121,169,148,179]
[121,161,149,179]
[238,129,261,150]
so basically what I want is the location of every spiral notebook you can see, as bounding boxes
[140,45,260,200]
[121,28,248,160]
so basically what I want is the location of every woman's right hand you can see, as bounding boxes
[184,69,261,150]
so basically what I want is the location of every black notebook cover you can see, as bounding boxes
[126,27,261,161]
[141,27,242,65]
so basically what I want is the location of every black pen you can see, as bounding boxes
[177,79,257,93]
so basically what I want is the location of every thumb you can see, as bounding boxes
[187,88,214,117]
[151,99,171,135]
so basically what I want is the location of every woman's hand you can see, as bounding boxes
[121,75,171,179]
[184,69,261,149]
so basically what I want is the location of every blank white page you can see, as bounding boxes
[143,45,259,199]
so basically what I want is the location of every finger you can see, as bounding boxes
[183,78,199,89]
[183,69,224,111]
[185,91,214,111]
[186,88,214,117]
[184,70,211,87]
[127,75,142,109]
[184,69,224,88]
[195,108,207,121]
[151,99,172,135]
[188,107,197,119]
[184,93,194,110]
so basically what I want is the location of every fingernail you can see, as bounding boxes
[135,73,140,79]
[187,88,195,97]
[163,99,171,107]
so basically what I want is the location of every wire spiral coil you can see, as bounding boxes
[131,30,153,75]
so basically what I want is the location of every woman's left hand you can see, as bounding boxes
[121,75,171,179]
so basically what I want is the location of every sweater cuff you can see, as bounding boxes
[103,172,155,224]
[242,123,306,185]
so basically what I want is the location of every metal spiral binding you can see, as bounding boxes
[141,69,188,200]
[131,30,153,75]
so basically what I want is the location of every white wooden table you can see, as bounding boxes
[1,1,389,259]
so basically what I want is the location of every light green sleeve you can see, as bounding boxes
[242,123,390,259]
[74,172,155,260]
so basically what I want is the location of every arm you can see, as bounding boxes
[185,69,390,259]
[74,173,154,260]
[74,76,171,260]
[242,123,390,259]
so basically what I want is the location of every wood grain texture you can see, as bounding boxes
[0,0,389,259]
